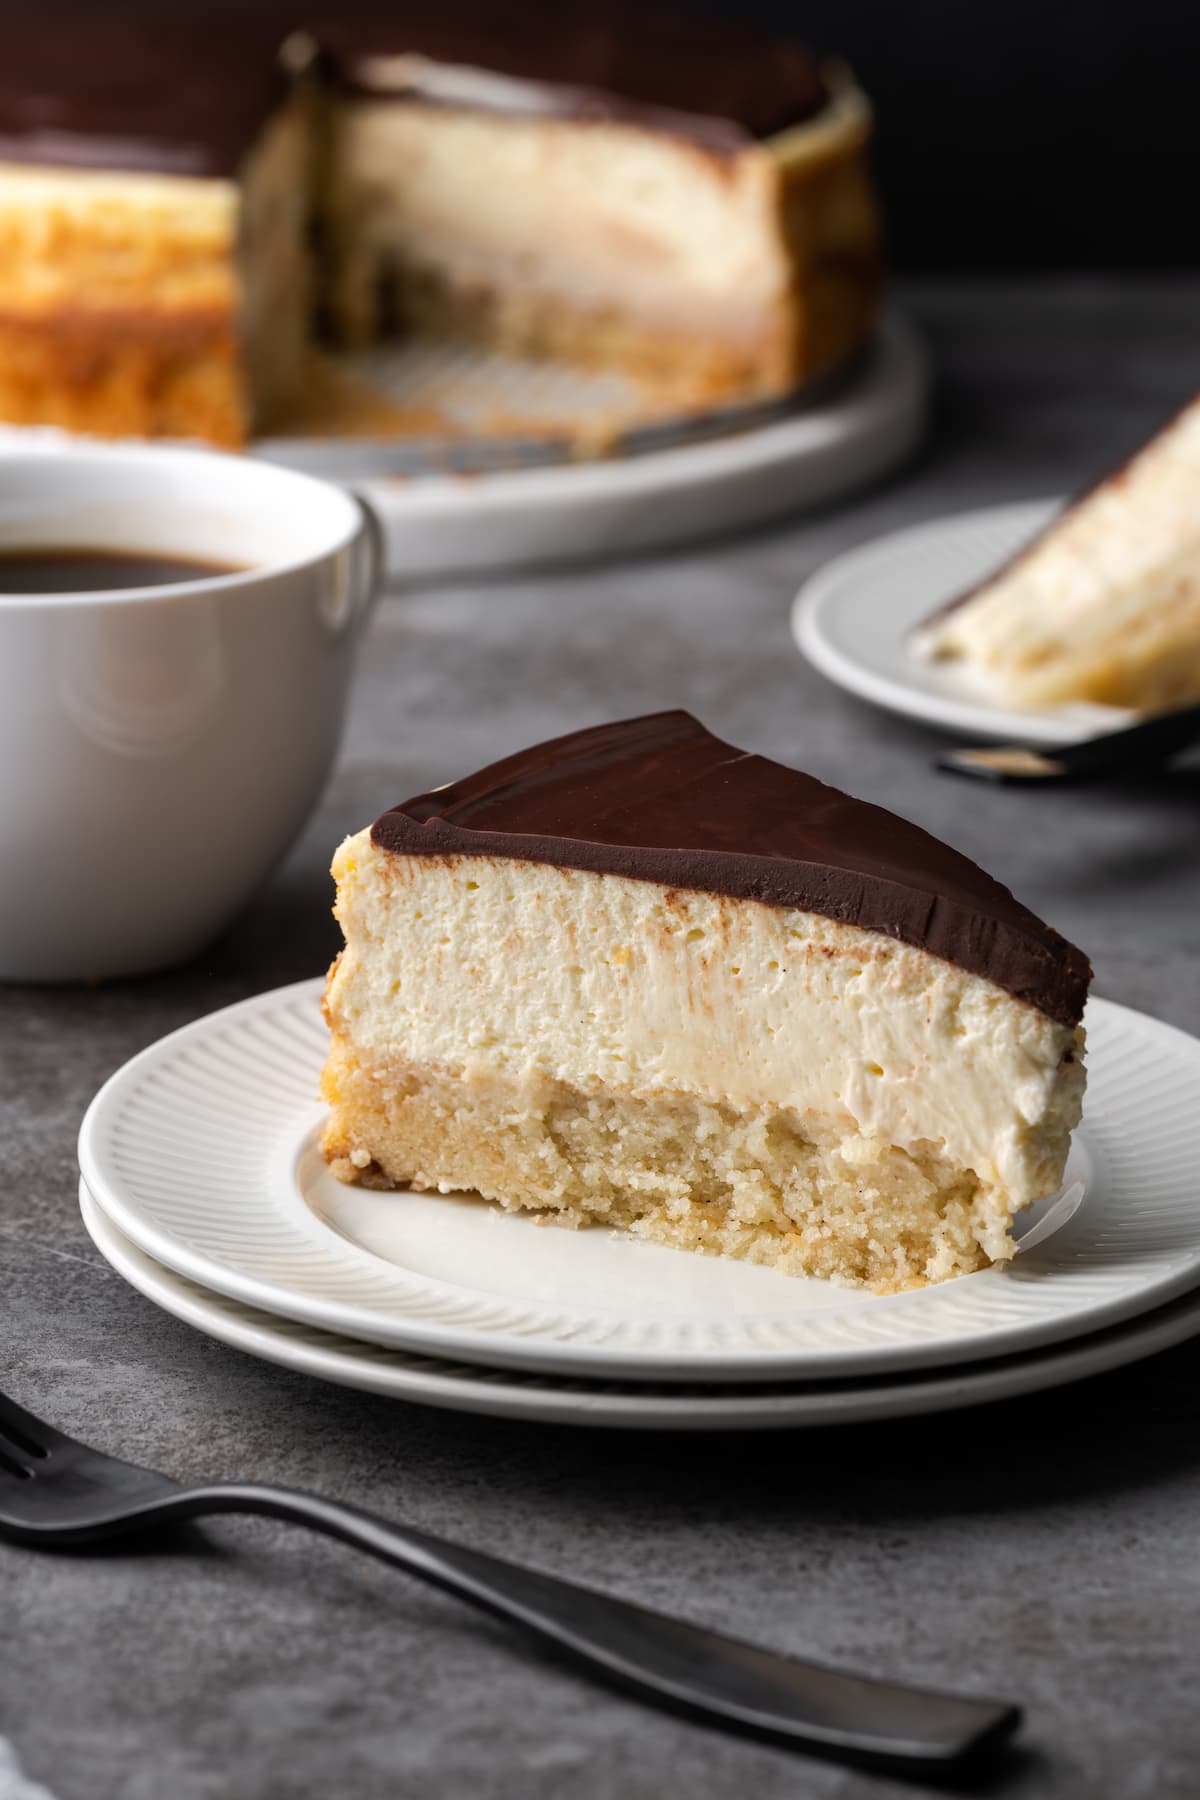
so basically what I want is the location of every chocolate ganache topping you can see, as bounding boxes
[0,20,292,177]
[315,1,829,150]
[371,712,1092,1027]
[0,8,828,176]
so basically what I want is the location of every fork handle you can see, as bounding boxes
[136,1483,1018,1773]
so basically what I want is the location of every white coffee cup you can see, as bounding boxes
[0,443,382,981]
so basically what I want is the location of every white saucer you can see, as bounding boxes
[792,501,1135,745]
[78,979,1200,1384]
[80,1183,1200,1432]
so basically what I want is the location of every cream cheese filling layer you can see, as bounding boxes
[323,100,789,311]
[326,831,1085,1207]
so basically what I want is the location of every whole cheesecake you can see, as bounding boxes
[321,713,1090,1292]
[0,7,881,445]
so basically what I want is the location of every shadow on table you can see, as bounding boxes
[284,1335,1200,1530]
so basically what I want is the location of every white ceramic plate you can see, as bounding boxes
[78,979,1200,1383]
[80,1183,1200,1432]
[792,501,1136,745]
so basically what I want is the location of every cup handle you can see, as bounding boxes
[346,484,387,638]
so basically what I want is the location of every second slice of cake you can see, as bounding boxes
[912,396,1200,711]
[321,713,1090,1291]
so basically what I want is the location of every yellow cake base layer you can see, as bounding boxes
[357,256,875,405]
[320,1039,1017,1293]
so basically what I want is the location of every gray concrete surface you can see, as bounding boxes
[3,282,1199,1800]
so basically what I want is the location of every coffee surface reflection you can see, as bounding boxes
[0,547,245,592]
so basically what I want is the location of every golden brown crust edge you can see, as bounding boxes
[770,74,885,389]
[0,308,249,446]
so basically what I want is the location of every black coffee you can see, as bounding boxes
[0,546,246,592]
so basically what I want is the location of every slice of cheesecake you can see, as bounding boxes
[0,21,311,445]
[314,3,881,406]
[321,714,1089,1292]
[913,396,1200,711]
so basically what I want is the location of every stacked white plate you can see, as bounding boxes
[79,980,1200,1430]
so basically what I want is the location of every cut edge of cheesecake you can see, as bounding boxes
[911,393,1200,712]
[320,713,1090,1293]
[315,52,881,405]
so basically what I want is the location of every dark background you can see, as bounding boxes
[708,0,1199,269]
[14,0,1200,269]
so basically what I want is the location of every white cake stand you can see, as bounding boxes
[258,314,927,580]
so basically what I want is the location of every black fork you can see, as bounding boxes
[0,1387,1020,1776]
[936,699,1200,785]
